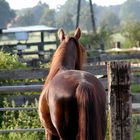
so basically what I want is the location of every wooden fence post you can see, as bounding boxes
[107,61,132,140]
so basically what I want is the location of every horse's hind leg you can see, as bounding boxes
[50,98,78,140]
[39,91,58,138]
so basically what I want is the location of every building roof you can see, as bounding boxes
[2,25,58,34]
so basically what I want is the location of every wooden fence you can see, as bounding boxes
[0,53,140,139]
[19,51,140,67]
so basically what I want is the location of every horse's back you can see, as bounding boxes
[48,70,105,98]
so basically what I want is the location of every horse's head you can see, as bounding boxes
[57,27,85,70]
[58,27,81,42]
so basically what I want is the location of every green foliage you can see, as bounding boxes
[0,51,27,86]
[80,33,94,47]
[0,51,26,69]
[121,21,140,47]
[132,115,140,140]
[0,99,44,140]
[0,132,43,140]
[1,99,41,129]
[80,25,112,53]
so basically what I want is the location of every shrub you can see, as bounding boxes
[0,51,26,69]
[0,99,44,140]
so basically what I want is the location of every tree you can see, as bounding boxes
[100,10,120,30]
[120,0,140,22]
[14,10,35,26]
[79,1,94,32]
[0,0,15,28]
[56,12,74,32]
[90,25,112,50]
[122,21,140,47]
[55,0,77,31]
[56,0,93,31]
[32,1,49,24]
[40,8,56,26]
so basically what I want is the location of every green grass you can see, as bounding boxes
[133,115,140,140]
[134,131,140,140]
[131,84,140,93]
[131,83,140,140]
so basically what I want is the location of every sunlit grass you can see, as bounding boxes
[131,84,140,93]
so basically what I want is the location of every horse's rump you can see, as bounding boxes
[47,70,106,140]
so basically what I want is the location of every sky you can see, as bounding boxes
[6,0,127,10]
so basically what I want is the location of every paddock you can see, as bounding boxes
[0,52,140,139]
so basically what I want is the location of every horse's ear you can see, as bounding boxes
[58,28,65,42]
[74,27,81,40]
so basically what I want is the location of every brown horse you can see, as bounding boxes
[38,28,106,140]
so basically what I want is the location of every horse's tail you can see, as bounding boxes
[76,81,103,140]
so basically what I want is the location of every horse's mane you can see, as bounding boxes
[44,36,85,86]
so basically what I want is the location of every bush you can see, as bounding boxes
[0,99,44,140]
[0,51,26,69]
[0,51,44,139]
[121,21,140,47]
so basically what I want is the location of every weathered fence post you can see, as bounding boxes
[107,61,132,140]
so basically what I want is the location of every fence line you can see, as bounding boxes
[0,85,43,93]
[0,105,139,113]
[0,107,36,111]
[1,93,140,105]
[0,60,140,135]
[0,74,139,93]
[0,65,139,80]
[0,128,44,134]
[87,53,140,63]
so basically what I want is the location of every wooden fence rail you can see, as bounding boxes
[0,75,139,93]
[16,52,140,65]
[0,107,36,111]
[0,68,49,80]
[0,65,139,80]
[0,128,44,134]
[87,53,140,63]
[1,93,140,105]
[0,106,139,114]
[0,85,42,93]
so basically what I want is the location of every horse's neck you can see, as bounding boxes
[45,43,77,85]
[61,57,76,70]
[44,63,75,86]
[61,41,77,70]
